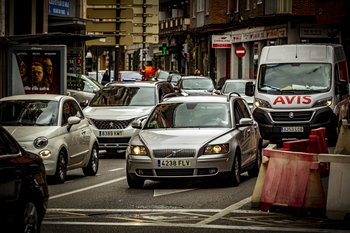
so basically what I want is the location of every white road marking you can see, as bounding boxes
[42,222,341,232]
[108,168,124,172]
[49,177,126,200]
[154,188,197,197]
[197,196,252,224]
[47,209,271,214]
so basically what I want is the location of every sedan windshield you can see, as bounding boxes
[145,102,231,129]
[0,100,59,126]
[181,78,215,90]
[92,86,156,106]
[258,63,331,94]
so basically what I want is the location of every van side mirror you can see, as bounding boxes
[336,80,348,95]
[245,82,255,96]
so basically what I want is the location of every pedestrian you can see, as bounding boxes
[102,68,110,85]
[194,69,201,76]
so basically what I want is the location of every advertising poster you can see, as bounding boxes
[8,46,66,96]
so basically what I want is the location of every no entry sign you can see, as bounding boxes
[235,46,246,58]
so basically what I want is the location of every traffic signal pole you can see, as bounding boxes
[115,0,120,80]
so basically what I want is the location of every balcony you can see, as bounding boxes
[159,15,190,35]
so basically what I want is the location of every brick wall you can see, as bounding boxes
[210,0,228,24]
[292,0,316,15]
[316,0,346,22]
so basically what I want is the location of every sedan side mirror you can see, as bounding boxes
[245,82,255,96]
[237,118,253,127]
[67,116,81,131]
[80,100,89,108]
[131,119,143,129]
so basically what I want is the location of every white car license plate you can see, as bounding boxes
[99,131,123,137]
[281,127,304,132]
[158,159,191,167]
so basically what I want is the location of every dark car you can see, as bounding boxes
[0,125,49,232]
[176,76,216,96]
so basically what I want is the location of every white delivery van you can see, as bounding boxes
[246,44,349,145]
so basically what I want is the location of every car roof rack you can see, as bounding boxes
[227,92,241,101]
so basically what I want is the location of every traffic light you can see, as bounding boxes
[184,53,189,62]
[159,43,167,55]
[182,43,188,53]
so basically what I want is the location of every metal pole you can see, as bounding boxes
[142,0,146,73]
[115,0,120,80]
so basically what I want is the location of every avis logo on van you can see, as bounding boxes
[273,96,311,105]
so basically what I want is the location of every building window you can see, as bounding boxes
[236,0,239,12]
[227,0,230,14]
[246,0,250,10]
[197,0,204,26]
[193,0,196,17]
[206,0,209,15]
[266,0,292,14]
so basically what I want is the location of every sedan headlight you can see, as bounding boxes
[255,98,271,108]
[130,146,147,155]
[39,150,51,157]
[313,97,332,108]
[204,144,229,154]
[34,137,48,149]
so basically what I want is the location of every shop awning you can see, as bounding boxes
[0,32,106,46]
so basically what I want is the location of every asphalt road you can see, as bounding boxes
[41,141,350,233]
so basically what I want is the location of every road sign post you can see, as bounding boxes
[235,46,246,58]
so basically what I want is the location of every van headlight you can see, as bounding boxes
[313,97,332,108]
[130,145,148,155]
[204,144,229,154]
[34,137,48,149]
[255,98,271,108]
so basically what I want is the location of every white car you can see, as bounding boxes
[0,94,99,184]
[82,81,177,153]
[218,79,256,110]
[126,95,262,188]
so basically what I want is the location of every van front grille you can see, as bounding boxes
[270,111,313,121]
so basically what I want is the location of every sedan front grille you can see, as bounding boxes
[92,119,133,129]
[153,149,196,158]
[155,169,194,176]
[270,111,313,122]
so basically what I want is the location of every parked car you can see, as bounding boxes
[82,81,177,153]
[67,73,103,105]
[218,79,256,110]
[126,94,262,188]
[0,94,99,184]
[154,70,180,81]
[118,71,143,82]
[0,125,49,232]
[176,76,216,96]
[167,73,182,87]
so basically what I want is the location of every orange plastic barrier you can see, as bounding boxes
[260,149,326,212]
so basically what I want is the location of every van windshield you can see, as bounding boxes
[258,63,331,94]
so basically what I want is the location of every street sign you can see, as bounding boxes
[235,46,246,58]
[86,36,116,46]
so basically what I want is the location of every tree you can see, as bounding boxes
[151,54,163,71]
[132,49,141,71]
[185,35,198,75]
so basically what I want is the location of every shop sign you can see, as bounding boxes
[300,28,337,38]
[48,0,70,16]
[232,35,243,43]
[212,35,232,48]
[278,28,287,38]
[265,29,278,39]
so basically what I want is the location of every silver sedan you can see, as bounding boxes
[126,94,262,188]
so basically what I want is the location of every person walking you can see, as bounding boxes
[102,68,110,85]
[194,69,201,76]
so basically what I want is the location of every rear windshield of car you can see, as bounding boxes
[92,86,156,106]
[120,73,142,80]
[181,78,215,90]
[223,81,255,94]
[145,102,231,128]
[0,100,59,126]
